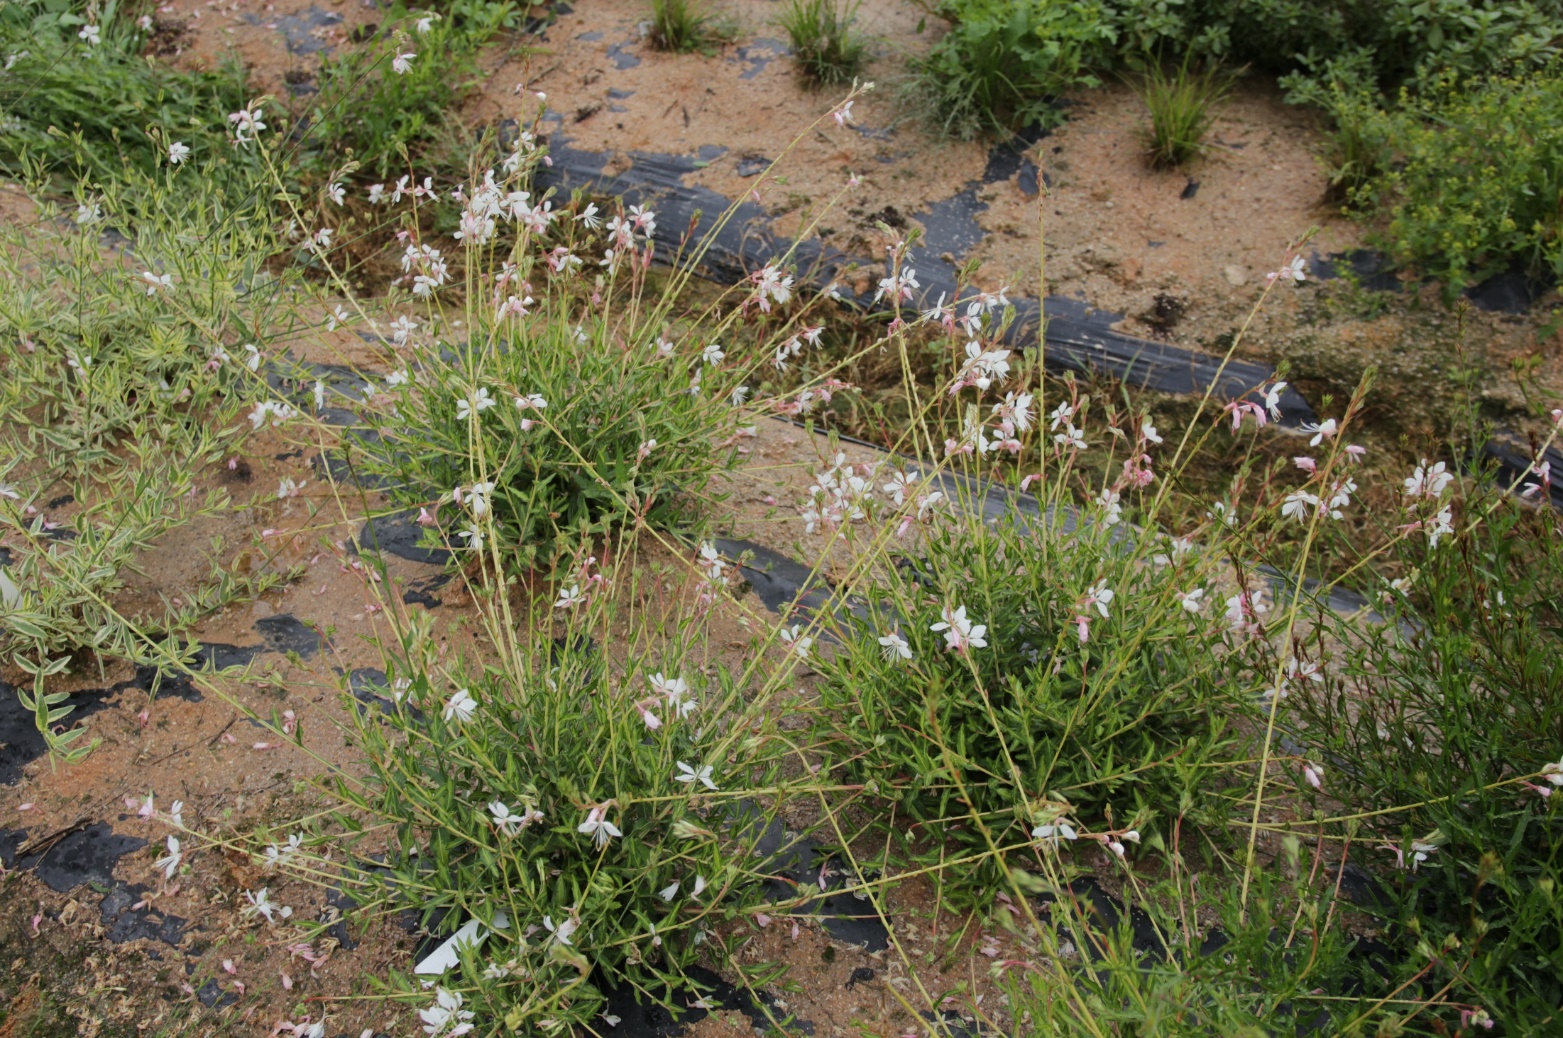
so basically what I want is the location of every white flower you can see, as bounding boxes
[1262,381,1288,421]
[1404,459,1454,499]
[455,387,496,420]
[242,887,290,923]
[228,107,267,145]
[752,265,794,312]
[513,393,547,410]
[628,204,656,235]
[1095,488,1122,526]
[701,342,725,365]
[877,631,912,661]
[168,800,184,828]
[1426,505,1454,548]
[780,624,813,659]
[1267,255,1307,284]
[1300,418,1338,447]
[141,270,173,294]
[1032,822,1078,843]
[674,761,718,791]
[78,24,100,44]
[555,584,585,609]
[155,836,182,879]
[1540,757,1563,787]
[1085,581,1114,618]
[488,801,531,836]
[276,477,307,499]
[415,12,439,32]
[543,913,579,946]
[420,986,475,1037]
[882,470,915,505]
[659,881,680,901]
[650,673,696,718]
[74,201,101,225]
[457,524,485,551]
[393,51,416,75]
[1054,423,1087,451]
[1302,761,1324,790]
[249,401,296,429]
[578,804,622,847]
[263,833,304,868]
[874,266,919,305]
[465,481,496,517]
[1281,490,1319,522]
[1175,588,1205,613]
[443,688,477,724]
[931,605,987,653]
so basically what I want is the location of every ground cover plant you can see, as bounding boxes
[909,0,1116,138]
[1329,63,1563,294]
[0,149,297,755]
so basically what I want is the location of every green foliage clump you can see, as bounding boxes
[648,0,730,54]
[1135,56,1233,169]
[308,0,517,177]
[910,0,1117,138]
[1293,487,1563,1028]
[813,488,1245,896]
[0,161,294,756]
[0,0,252,180]
[1350,66,1563,294]
[778,0,868,87]
[1010,852,1387,1036]
[340,632,784,1030]
[357,278,750,566]
[1108,0,1563,96]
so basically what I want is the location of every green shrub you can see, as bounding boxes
[1135,56,1233,169]
[334,626,794,1031]
[811,442,1251,896]
[0,0,252,180]
[1291,470,1563,1030]
[307,0,516,177]
[911,0,1117,138]
[1104,0,1563,96]
[334,124,813,567]
[1009,849,1395,1036]
[1364,65,1563,294]
[778,0,867,87]
[358,301,748,562]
